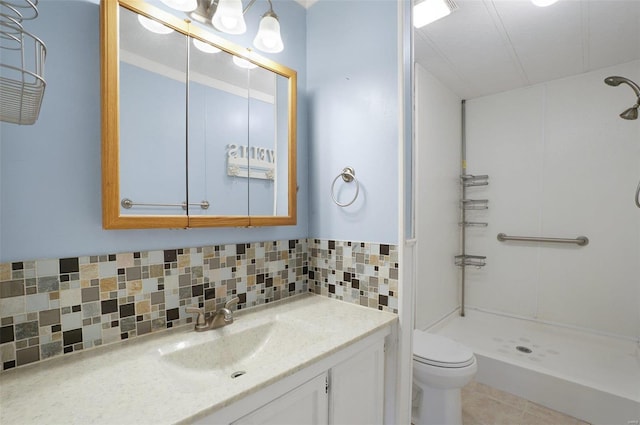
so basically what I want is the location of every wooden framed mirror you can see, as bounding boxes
[101,0,297,229]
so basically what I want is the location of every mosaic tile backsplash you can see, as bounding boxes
[0,238,398,372]
[308,239,399,314]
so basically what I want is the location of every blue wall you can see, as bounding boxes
[307,0,399,244]
[0,0,308,262]
[0,0,402,262]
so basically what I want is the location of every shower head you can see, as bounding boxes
[604,75,640,120]
[619,105,639,120]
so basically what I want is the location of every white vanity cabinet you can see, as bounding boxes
[197,333,387,425]
[329,340,385,424]
[232,373,329,425]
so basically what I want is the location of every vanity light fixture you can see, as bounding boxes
[413,0,458,28]
[161,0,285,53]
[252,3,284,53]
[212,0,247,34]
[531,0,559,6]
[137,14,174,34]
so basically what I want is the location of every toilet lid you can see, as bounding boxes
[413,330,475,368]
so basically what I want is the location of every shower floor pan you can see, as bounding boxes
[429,309,640,425]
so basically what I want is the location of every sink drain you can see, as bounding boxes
[516,346,532,354]
[231,370,247,379]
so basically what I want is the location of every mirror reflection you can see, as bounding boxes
[103,0,297,229]
[119,7,188,216]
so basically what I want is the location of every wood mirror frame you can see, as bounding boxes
[100,0,297,229]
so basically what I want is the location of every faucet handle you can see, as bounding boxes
[185,306,208,331]
[224,297,240,310]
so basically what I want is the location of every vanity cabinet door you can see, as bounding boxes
[329,341,385,425]
[231,372,329,425]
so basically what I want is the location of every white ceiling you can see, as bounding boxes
[415,0,640,99]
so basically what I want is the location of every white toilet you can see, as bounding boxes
[412,330,477,425]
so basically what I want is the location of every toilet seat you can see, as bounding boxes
[413,330,475,368]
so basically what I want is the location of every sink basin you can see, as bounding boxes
[157,318,330,372]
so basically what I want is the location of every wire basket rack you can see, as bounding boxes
[0,0,46,125]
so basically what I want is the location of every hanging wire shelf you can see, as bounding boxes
[0,0,46,125]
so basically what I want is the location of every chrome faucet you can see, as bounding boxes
[186,297,240,332]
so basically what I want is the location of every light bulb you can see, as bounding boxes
[192,38,221,54]
[221,16,238,30]
[137,15,174,34]
[160,0,197,12]
[211,0,247,35]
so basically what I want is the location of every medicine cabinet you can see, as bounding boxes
[101,0,297,229]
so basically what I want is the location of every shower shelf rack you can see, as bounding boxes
[0,0,47,125]
[455,254,486,268]
[457,173,489,269]
[459,221,488,227]
[461,199,489,210]
[462,174,488,187]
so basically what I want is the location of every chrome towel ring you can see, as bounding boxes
[331,167,360,207]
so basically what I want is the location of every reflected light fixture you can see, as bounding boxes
[137,15,174,34]
[192,38,222,53]
[160,0,198,12]
[232,56,258,69]
[531,0,559,6]
[414,0,458,28]
[162,0,284,53]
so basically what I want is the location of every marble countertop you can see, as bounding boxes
[0,294,397,424]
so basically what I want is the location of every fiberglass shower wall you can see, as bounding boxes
[463,60,640,340]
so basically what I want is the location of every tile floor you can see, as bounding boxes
[462,381,590,425]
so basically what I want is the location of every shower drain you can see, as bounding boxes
[516,346,532,354]
[231,370,247,379]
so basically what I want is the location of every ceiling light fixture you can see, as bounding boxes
[162,0,284,53]
[531,0,559,7]
[414,0,458,28]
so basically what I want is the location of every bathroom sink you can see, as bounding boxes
[156,318,329,373]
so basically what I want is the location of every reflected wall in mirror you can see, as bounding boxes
[101,0,297,229]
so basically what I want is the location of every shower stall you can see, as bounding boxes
[413,2,640,423]
[416,57,640,425]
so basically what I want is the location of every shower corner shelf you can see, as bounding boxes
[459,221,488,227]
[455,254,486,268]
[0,0,47,126]
[461,174,489,187]
[461,199,489,210]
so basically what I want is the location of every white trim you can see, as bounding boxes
[396,0,415,424]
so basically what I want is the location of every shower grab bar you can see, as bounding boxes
[497,233,589,246]
[121,198,210,210]
[635,179,640,208]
